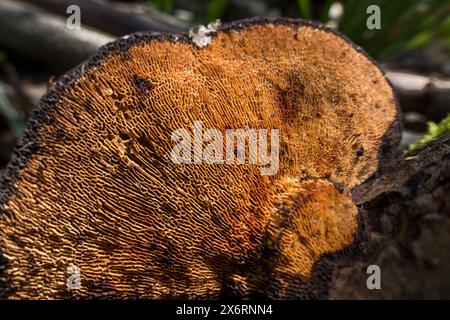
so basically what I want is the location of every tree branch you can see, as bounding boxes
[0,0,114,69]
[387,70,450,121]
[21,0,188,36]
[332,134,450,299]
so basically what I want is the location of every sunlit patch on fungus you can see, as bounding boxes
[0,17,400,299]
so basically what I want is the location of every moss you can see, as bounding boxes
[406,113,450,153]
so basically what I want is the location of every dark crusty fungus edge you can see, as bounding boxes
[0,16,402,208]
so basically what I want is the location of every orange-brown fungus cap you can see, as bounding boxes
[0,18,401,299]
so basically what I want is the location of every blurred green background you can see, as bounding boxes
[148,0,450,58]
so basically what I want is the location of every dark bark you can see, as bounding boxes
[0,0,114,69]
[332,134,450,299]
[21,0,188,36]
[387,70,450,122]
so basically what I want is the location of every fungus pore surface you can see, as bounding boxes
[0,18,400,299]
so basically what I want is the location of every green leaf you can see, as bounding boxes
[297,0,312,19]
[336,0,450,57]
[207,0,229,21]
[405,113,450,153]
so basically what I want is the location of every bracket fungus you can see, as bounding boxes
[0,18,401,299]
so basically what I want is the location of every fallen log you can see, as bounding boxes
[21,0,188,36]
[0,0,114,69]
[333,133,450,299]
[386,70,450,121]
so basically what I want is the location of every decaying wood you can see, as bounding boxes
[387,70,450,121]
[21,0,188,36]
[354,133,450,203]
[332,134,450,299]
[0,0,114,69]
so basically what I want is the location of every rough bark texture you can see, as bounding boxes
[332,133,450,299]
